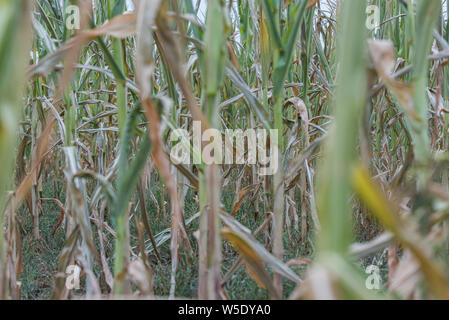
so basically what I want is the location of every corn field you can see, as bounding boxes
[1,0,449,301]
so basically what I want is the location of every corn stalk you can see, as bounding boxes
[0,0,32,299]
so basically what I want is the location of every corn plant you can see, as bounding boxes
[1,0,449,301]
